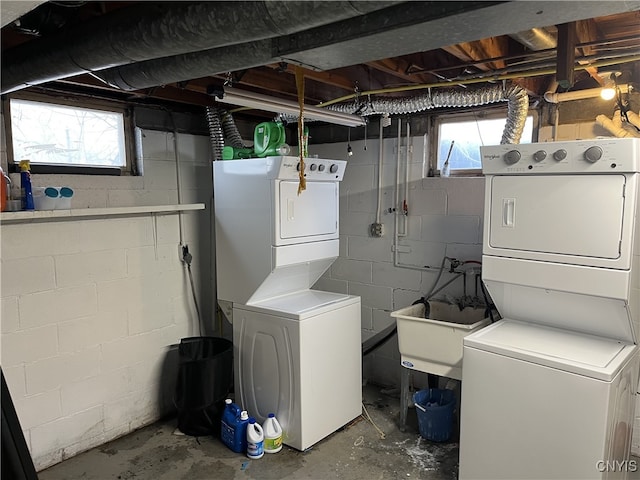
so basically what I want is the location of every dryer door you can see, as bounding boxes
[485,174,630,268]
[275,180,339,245]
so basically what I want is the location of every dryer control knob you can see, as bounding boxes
[533,150,547,162]
[584,146,603,163]
[310,163,317,171]
[553,149,567,161]
[296,162,301,171]
[330,164,339,173]
[318,164,325,172]
[504,150,521,165]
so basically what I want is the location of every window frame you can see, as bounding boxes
[4,91,137,176]
[430,107,538,177]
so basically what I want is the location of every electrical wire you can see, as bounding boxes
[361,403,386,439]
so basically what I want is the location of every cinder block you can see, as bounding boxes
[373,308,396,332]
[421,215,480,244]
[360,305,373,330]
[372,262,421,289]
[152,216,180,245]
[3,364,26,397]
[143,160,179,191]
[19,284,97,329]
[107,188,178,207]
[348,282,393,311]
[1,296,20,333]
[1,256,56,297]
[409,189,447,215]
[312,277,348,294]
[446,178,485,216]
[347,235,394,262]
[30,405,104,464]
[1,222,83,260]
[79,218,154,252]
[55,250,126,288]
[331,258,372,284]
[140,130,174,161]
[395,239,446,269]
[127,302,175,336]
[2,325,58,365]
[392,288,423,311]
[14,389,62,430]
[176,133,211,165]
[60,369,130,416]
[25,347,101,395]
[58,310,128,353]
[126,245,180,278]
[100,330,165,372]
[127,354,166,390]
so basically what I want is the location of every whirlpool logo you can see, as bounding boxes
[484,154,500,161]
[596,460,637,472]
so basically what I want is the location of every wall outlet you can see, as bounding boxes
[370,223,384,237]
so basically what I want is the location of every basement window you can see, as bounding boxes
[5,95,134,175]
[434,111,535,176]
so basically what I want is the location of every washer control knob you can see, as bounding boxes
[533,150,547,162]
[504,150,521,165]
[310,163,317,171]
[553,149,567,161]
[296,162,301,171]
[584,145,603,163]
[318,164,325,172]
[330,164,339,173]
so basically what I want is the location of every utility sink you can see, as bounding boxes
[391,301,491,380]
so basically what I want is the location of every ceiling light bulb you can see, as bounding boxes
[600,87,616,101]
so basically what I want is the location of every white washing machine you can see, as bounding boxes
[233,290,361,451]
[459,138,640,480]
[213,157,362,450]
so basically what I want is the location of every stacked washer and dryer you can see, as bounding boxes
[213,156,361,451]
[459,138,640,479]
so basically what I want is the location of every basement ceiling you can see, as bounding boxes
[1,1,639,122]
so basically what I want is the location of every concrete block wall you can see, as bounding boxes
[0,129,214,470]
[309,126,484,388]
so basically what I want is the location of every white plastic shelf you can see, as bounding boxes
[0,203,205,224]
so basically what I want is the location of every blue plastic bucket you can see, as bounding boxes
[413,388,455,442]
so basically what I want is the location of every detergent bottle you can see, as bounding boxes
[19,160,34,210]
[246,417,264,459]
[221,399,244,452]
[262,413,283,453]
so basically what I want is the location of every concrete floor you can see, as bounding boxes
[38,385,459,480]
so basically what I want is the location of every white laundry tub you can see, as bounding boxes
[391,301,491,380]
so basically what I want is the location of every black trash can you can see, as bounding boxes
[175,336,233,436]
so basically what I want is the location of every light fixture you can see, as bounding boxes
[214,87,366,127]
[600,71,622,101]
[600,78,616,101]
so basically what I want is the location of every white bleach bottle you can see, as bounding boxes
[262,413,283,453]
[246,417,264,459]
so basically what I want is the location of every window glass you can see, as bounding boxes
[9,98,127,168]
[437,114,534,172]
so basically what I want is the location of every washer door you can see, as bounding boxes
[275,180,338,245]
[486,174,630,268]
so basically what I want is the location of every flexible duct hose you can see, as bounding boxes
[219,110,250,149]
[205,107,224,161]
[330,84,529,144]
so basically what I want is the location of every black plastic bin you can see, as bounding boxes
[175,336,233,436]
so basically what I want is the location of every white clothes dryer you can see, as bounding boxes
[459,138,640,480]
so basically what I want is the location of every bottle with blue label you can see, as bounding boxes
[246,417,264,459]
[220,399,248,453]
[19,160,34,210]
